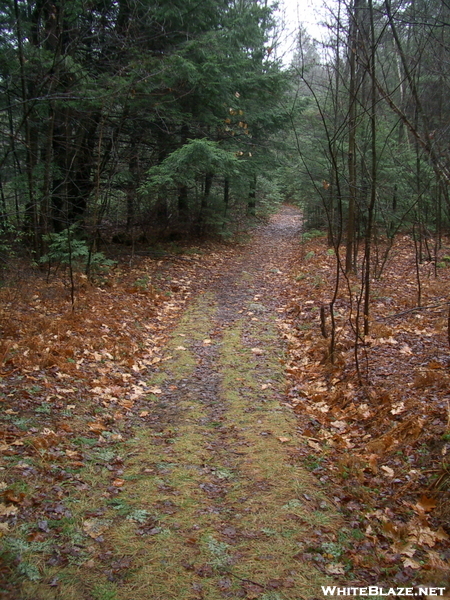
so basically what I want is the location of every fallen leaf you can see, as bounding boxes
[308,440,322,452]
[391,540,416,557]
[382,521,399,539]
[368,454,378,473]
[0,522,10,536]
[330,420,347,430]
[325,563,346,575]
[83,518,110,539]
[15,462,32,470]
[410,523,447,547]
[119,399,134,409]
[4,490,25,504]
[66,450,83,460]
[381,465,394,477]
[425,550,450,571]
[277,437,290,443]
[84,559,96,568]
[391,401,406,415]
[435,527,450,542]
[148,387,162,395]
[414,496,437,514]
[112,479,125,487]
[251,348,264,355]
[88,421,107,434]
[0,503,18,516]
[403,557,421,569]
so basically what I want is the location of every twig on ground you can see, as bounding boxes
[222,569,265,588]
[384,301,450,319]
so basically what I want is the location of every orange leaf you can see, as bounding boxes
[415,496,437,514]
[83,518,110,538]
[88,422,107,434]
[403,557,421,570]
[119,399,134,409]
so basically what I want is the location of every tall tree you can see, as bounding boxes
[0,0,290,248]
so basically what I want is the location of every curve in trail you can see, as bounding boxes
[30,207,342,600]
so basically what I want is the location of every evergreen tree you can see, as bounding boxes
[0,0,289,246]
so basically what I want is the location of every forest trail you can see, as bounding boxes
[11,206,342,600]
[101,205,342,599]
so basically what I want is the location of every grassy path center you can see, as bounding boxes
[22,207,342,600]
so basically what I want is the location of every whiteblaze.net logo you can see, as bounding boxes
[321,587,446,597]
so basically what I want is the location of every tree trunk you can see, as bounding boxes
[248,174,257,215]
[15,0,39,250]
[363,0,377,337]
[224,177,230,216]
[178,185,189,219]
[345,0,361,274]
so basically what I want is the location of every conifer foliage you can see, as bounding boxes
[0,0,289,250]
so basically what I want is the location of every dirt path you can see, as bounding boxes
[20,207,342,600]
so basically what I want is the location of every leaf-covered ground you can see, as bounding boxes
[0,206,449,599]
[281,227,450,590]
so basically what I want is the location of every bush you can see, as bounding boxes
[40,226,114,277]
[301,229,323,242]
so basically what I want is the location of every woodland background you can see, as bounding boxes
[1,0,450,264]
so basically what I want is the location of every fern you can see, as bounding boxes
[126,509,150,524]
[17,561,41,582]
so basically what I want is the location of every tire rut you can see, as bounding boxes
[108,207,340,599]
[32,206,341,600]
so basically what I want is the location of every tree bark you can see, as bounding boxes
[363,0,377,336]
[345,0,361,274]
[248,174,257,215]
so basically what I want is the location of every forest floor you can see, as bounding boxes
[1,205,450,600]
